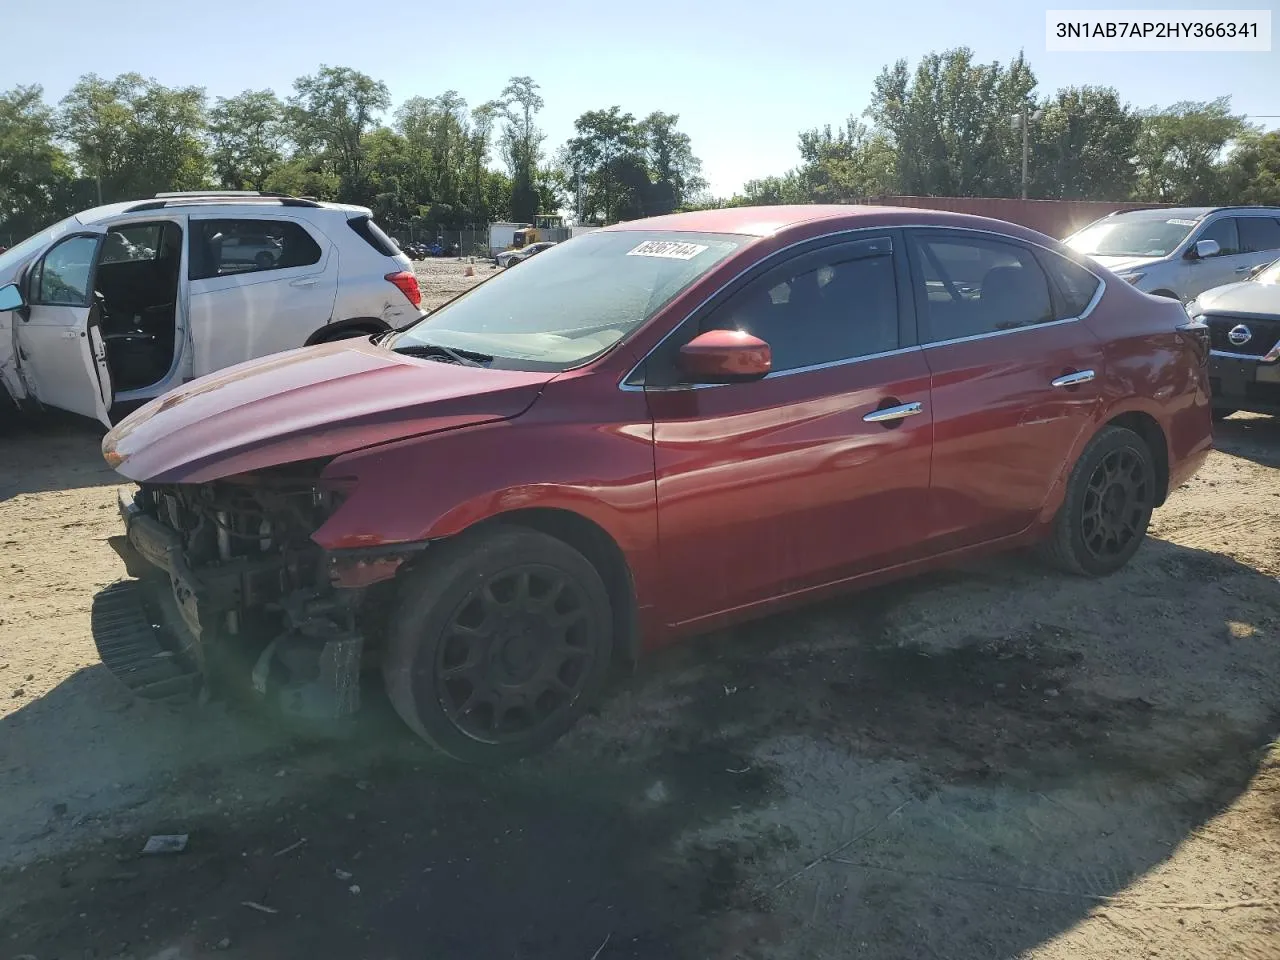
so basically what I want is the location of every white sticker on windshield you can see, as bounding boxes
[1166,219,1198,226]
[626,240,708,260]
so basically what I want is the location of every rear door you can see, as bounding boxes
[186,215,337,378]
[644,232,935,627]
[17,231,114,425]
[907,229,1104,550]
[1238,216,1280,275]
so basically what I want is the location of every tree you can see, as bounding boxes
[208,90,287,191]
[60,73,209,202]
[0,85,77,239]
[562,107,649,223]
[1027,86,1140,200]
[793,118,897,201]
[289,66,391,200]
[869,48,1036,197]
[494,77,545,221]
[1222,131,1280,206]
[637,112,707,213]
[1133,98,1250,203]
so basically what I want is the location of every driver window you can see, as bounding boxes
[699,237,900,373]
[33,235,99,307]
[1196,218,1239,257]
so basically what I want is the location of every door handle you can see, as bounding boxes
[1050,369,1096,388]
[862,401,924,423]
[289,277,320,287]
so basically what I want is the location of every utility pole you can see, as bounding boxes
[1020,104,1029,201]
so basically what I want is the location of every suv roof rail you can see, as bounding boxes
[122,191,323,213]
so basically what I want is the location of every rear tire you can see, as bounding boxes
[1038,426,1156,577]
[382,526,613,764]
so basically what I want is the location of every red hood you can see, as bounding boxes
[104,338,553,483]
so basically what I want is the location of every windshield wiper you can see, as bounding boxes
[389,341,492,367]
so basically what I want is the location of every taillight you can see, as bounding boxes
[385,270,422,308]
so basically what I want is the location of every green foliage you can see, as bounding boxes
[562,107,707,222]
[59,72,210,202]
[1222,131,1280,206]
[209,90,288,191]
[1027,86,1140,200]
[0,85,77,239]
[494,77,546,223]
[288,66,391,201]
[1133,98,1251,203]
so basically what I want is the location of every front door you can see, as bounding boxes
[905,228,1104,550]
[187,215,338,378]
[645,233,934,629]
[18,232,114,425]
[1179,217,1253,301]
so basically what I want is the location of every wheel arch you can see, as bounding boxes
[304,316,390,346]
[1148,289,1181,301]
[475,507,641,668]
[1101,409,1170,506]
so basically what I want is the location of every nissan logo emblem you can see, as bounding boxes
[1227,324,1253,346]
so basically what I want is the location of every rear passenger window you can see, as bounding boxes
[1238,217,1280,254]
[189,219,322,281]
[1039,250,1102,318]
[347,215,401,257]
[910,233,1054,343]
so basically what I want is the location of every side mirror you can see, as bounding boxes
[0,282,25,312]
[1188,239,1220,260]
[677,329,771,384]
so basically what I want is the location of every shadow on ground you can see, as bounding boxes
[1214,412,1280,468]
[3,534,1279,958]
[0,412,113,501]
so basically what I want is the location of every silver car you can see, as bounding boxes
[1186,255,1280,418]
[1064,206,1280,303]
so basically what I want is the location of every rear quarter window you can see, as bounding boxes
[347,216,401,257]
[1039,249,1103,318]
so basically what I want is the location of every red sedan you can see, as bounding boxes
[103,205,1213,762]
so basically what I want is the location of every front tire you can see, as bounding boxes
[382,526,613,763]
[1038,426,1156,577]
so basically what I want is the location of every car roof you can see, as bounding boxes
[1106,205,1280,222]
[598,204,1065,243]
[77,198,370,226]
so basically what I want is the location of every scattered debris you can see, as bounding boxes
[272,837,306,858]
[348,884,361,895]
[1044,687,1060,698]
[589,932,612,960]
[723,684,738,695]
[241,901,279,915]
[51,803,67,817]
[335,868,353,881]
[726,766,752,775]
[355,780,371,791]
[215,937,232,950]
[773,799,912,891]
[141,834,189,855]
[12,687,25,698]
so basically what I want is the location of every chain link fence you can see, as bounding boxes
[381,223,492,258]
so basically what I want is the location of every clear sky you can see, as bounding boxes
[3,0,1276,197]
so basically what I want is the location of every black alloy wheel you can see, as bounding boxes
[1039,425,1156,577]
[383,526,614,763]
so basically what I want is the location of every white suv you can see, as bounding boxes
[0,191,423,427]
[1064,205,1280,302]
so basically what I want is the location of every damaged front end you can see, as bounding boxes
[107,461,418,720]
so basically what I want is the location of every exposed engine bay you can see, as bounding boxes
[115,461,386,720]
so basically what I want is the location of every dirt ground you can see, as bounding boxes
[1,273,1278,958]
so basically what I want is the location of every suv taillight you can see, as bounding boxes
[385,271,422,308]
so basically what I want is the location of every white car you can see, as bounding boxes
[1064,205,1280,303]
[0,191,423,428]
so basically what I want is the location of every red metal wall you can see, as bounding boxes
[864,196,1174,240]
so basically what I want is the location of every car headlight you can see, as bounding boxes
[1117,272,1146,285]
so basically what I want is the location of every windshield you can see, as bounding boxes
[1065,216,1198,258]
[0,215,82,278]
[1254,258,1280,285]
[388,230,749,370]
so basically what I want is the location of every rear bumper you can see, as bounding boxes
[1209,352,1280,415]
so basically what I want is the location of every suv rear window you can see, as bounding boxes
[348,216,401,257]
